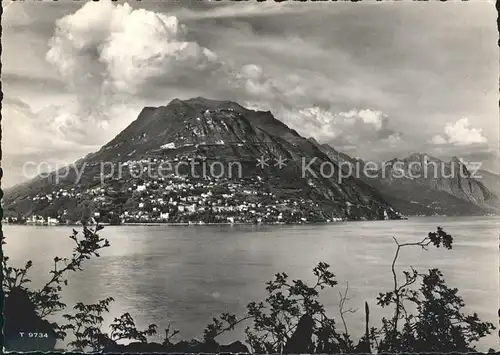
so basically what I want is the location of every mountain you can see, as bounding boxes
[308,139,364,168]
[309,140,369,179]
[314,146,499,216]
[376,153,499,212]
[476,169,500,198]
[458,151,500,175]
[3,97,402,224]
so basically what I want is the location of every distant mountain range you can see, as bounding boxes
[3,97,499,222]
[315,143,499,216]
[476,169,500,198]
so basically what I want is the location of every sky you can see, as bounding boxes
[2,0,499,187]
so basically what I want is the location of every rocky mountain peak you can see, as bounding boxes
[404,152,440,164]
[374,151,499,215]
[3,97,405,223]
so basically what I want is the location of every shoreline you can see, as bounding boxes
[5,215,500,228]
[4,219,395,227]
[6,221,345,227]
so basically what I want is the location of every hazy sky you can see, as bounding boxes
[2,0,498,187]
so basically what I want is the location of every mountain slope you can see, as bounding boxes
[377,153,499,210]
[476,169,500,198]
[3,97,402,223]
[314,146,499,216]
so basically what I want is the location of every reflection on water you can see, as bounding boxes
[3,216,499,351]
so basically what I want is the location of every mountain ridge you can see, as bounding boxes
[4,97,498,220]
[3,97,402,224]
[314,145,499,216]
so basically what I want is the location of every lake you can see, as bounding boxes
[3,216,499,351]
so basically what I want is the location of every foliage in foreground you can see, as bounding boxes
[1,224,495,353]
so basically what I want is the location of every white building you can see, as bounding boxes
[47,217,60,225]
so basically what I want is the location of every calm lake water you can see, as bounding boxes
[3,216,499,351]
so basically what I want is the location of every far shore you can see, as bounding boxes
[5,214,499,228]
[4,221,342,227]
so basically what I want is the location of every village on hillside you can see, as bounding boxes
[3,157,356,226]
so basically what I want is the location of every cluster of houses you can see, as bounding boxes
[31,187,85,202]
[26,215,61,225]
[116,175,342,224]
[2,213,101,226]
[17,156,348,225]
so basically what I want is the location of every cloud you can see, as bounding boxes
[273,106,402,153]
[1,97,102,186]
[2,97,106,156]
[43,2,301,125]
[431,135,447,145]
[228,64,306,110]
[339,109,388,131]
[444,118,488,145]
[386,133,404,148]
[2,96,139,162]
[431,117,488,146]
[12,0,229,185]
[175,1,304,21]
[45,2,321,104]
[38,0,417,156]
[46,1,222,101]
[43,2,319,119]
[5,0,495,186]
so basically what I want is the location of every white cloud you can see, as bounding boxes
[2,98,79,155]
[274,106,401,152]
[1,97,102,187]
[46,1,222,100]
[357,109,384,130]
[431,134,447,145]
[2,97,140,162]
[237,64,275,99]
[445,117,488,145]
[2,1,227,187]
[338,109,386,130]
[229,64,306,109]
[42,2,302,125]
[387,133,403,148]
[432,117,488,146]
[39,1,398,152]
[2,1,259,187]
